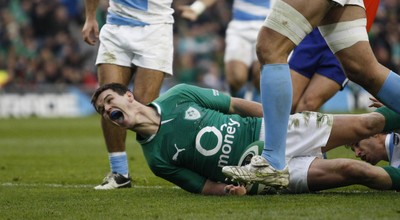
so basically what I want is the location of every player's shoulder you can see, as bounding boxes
[169,83,193,91]
[167,83,208,95]
[166,83,226,100]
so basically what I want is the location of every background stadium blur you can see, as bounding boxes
[0,0,399,117]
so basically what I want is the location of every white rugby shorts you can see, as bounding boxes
[259,111,334,193]
[96,23,173,75]
[224,20,264,66]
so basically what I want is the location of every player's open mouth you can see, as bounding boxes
[110,110,124,123]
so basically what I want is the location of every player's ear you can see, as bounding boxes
[125,91,134,101]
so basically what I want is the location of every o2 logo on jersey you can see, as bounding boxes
[195,126,222,156]
[195,118,240,167]
[185,107,201,120]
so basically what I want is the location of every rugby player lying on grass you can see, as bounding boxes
[91,83,400,195]
[348,97,400,168]
[350,132,400,168]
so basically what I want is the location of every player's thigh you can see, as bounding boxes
[299,74,341,110]
[133,67,165,104]
[283,0,332,25]
[132,24,174,76]
[224,23,255,68]
[322,4,365,25]
[258,0,331,62]
[97,64,134,86]
[325,113,384,150]
[224,29,253,87]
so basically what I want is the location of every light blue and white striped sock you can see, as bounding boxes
[376,71,400,114]
[109,152,129,177]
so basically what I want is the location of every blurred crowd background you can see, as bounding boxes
[0,0,399,93]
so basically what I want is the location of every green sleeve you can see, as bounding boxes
[374,106,400,133]
[159,84,231,113]
[156,166,207,194]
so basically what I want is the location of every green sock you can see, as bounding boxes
[382,166,400,190]
[375,106,400,133]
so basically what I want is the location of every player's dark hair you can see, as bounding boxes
[91,83,130,110]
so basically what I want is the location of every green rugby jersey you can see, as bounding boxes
[138,84,262,193]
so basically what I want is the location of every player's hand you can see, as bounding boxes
[368,97,384,108]
[82,19,99,46]
[224,184,247,196]
[177,5,199,21]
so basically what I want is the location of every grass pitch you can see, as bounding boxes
[1,116,399,219]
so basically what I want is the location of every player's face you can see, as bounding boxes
[95,89,131,128]
[351,136,384,165]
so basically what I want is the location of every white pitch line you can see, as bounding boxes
[1,182,180,189]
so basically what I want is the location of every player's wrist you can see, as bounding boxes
[223,185,247,196]
[223,185,230,195]
[190,1,206,15]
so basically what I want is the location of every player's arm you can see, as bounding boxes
[82,0,100,46]
[202,179,247,196]
[228,97,264,118]
[170,84,262,117]
[157,165,246,196]
[178,0,217,21]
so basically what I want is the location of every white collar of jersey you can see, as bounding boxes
[386,132,400,167]
[138,102,162,144]
[150,102,162,115]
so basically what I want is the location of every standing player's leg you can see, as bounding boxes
[289,28,347,113]
[320,5,400,114]
[257,26,292,171]
[294,74,342,112]
[256,0,331,171]
[95,64,134,190]
[222,0,333,186]
[95,67,165,190]
[225,60,249,98]
[290,69,310,113]
[293,73,342,160]
[224,21,254,99]
[133,68,165,105]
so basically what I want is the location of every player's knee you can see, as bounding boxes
[226,75,247,93]
[297,98,321,112]
[228,72,247,85]
[256,39,277,64]
[296,92,325,112]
